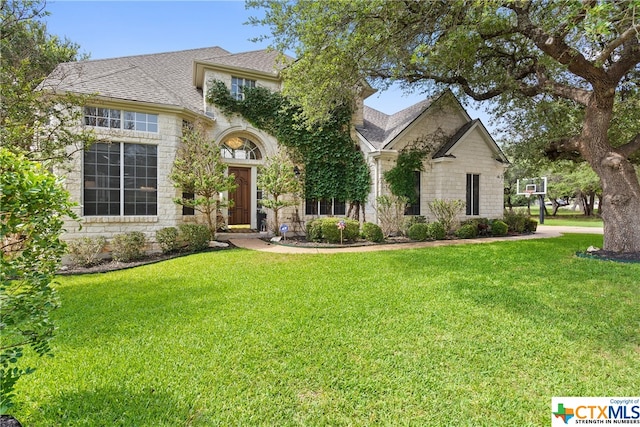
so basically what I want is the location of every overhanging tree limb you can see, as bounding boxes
[617,133,640,158]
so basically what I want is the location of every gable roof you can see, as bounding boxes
[357,98,435,149]
[42,46,286,116]
[433,119,509,163]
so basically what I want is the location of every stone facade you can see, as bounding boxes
[359,93,508,224]
[45,47,507,250]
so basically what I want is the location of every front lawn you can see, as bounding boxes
[14,234,639,426]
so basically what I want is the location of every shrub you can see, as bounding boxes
[306,219,324,242]
[490,220,508,236]
[1,149,77,413]
[402,215,427,236]
[362,222,384,243]
[407,223,430,241]
[503,209,528,233]
[376,194,408,236]
[66,236,107,267]
[455,224,478,239]
[320,218,359,244]
[525,218,538,233]
[427,221,446,240]
[156,227,180,254]
[178,224,210,252]
[463,218,490,236]
[428,199,465,233]
[111,232,146,262]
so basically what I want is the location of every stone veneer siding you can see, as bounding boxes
[60,112,187,250]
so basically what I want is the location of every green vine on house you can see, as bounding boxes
[383,148,426,204]
[207,81,370,218]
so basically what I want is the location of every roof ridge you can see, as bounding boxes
[64,46,231,65]
[80,63,138,82]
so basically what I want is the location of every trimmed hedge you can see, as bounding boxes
[321,218,360,243]
[362,222,384,243]
[407,223,430,241]
[402,215,427,236]
[455,224,478,239]
[111,232,146,262]
[427,222,446,240]
[156,227,180,253]
[490,220,508,236]
[178,224,211,252]
[306,218,359,243]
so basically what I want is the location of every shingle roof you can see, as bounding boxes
[42,46,286,115]
[357,98,434,149]
[198,49,287,75]
[432,119,478,158]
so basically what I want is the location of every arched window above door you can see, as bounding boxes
[220,136,262,160]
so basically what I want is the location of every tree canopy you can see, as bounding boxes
[250,0,640,252]
[1,0,93,165]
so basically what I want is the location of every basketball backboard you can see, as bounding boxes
[516,177,547,196]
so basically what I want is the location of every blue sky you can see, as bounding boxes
[45,1,492,123]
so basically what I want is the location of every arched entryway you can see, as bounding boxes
[220,136,264,228]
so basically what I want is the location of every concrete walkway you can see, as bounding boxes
[229,225,603,254]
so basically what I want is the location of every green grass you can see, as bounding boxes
[14,235,639,426]
[528,207,604,227]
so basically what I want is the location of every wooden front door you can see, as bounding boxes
[228,167,250,225]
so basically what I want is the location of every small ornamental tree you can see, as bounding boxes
[170,121,237,238]
[0,149,77,414]
[257,151,302,234]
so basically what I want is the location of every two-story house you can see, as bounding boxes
[42,46,508,246]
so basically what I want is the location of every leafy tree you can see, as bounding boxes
[257,151,302,234]
[170,121,237,238]
[1,0,94,165]
[1,2,86,418]
[543,162,602,216]
[0,149,77,415]
[250,0,640,253]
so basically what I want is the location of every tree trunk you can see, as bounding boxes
[597,193,603,216]
[580,97,640,252]
[548,195,560,216]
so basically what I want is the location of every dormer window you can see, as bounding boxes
[231,77,255,100]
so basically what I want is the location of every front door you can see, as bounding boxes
[228,167,250,225]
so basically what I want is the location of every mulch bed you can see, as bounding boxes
[58,244,236,275]
[576,249,640,263]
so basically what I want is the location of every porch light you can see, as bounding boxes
[226,136,244,149]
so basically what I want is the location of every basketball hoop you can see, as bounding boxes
[525,189,534,199]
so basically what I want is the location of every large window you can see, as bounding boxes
[83,143,157,216]
[231,76,256,100]
[466,173,480,216]
[84,107,158,133]
[305,199,346,216]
